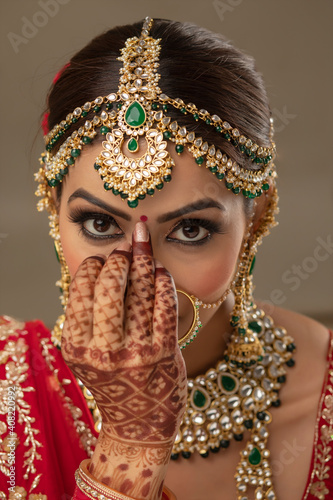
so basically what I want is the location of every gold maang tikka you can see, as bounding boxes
[36,16,276,209]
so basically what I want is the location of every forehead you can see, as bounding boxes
[60,142,242,216]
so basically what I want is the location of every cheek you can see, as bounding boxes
[172,239,240,304]
[59,214,89,277]
[189,256,235,300]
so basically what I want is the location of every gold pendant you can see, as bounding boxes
[96,128,173,201]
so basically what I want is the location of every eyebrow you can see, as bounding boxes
[67,188,226,222]
[68,189,131,221]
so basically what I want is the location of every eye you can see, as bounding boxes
[167,218,224,246]
[83,217,120,237]
[68,208,123,240]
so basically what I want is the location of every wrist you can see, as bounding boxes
[89,431,173,499]
[74,459,177,500]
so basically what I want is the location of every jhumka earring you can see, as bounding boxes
[227,185,279,369]
[48,208,70,348]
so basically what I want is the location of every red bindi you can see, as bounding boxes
[140,215,148,222]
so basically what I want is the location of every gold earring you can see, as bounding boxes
[227,186,279,368]
[49,206,71,348]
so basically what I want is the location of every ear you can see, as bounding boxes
[252,182,275,233]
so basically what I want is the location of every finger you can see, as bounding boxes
[62,256,104,360]
[153,261,178,355]
[92,242,132,353]
[124,223,155,348]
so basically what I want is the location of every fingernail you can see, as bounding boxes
[132,222,152,257]
[108,241,132,261]
[133,222,149,243]
[113,241,132,253]
[155,259,164,269]
[85,255,105,265]
[95,253,107,260]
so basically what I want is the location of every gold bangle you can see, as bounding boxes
[75,459,177,500]
[75,459,137,500]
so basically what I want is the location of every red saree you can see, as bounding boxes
[0,315,332,499]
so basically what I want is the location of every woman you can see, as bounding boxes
[0,16,331,500]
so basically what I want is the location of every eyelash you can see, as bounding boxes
[67,208,225,246]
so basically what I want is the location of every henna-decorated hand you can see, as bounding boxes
[61,222,187,499]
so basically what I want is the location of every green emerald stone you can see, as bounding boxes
[175,144,184,154]
[100,126,110,135]
[195,156,204,165]
[249,255,256,275]
[193,390,207,408]
[262,183,270,191]
[125,101,146,128]
[71,149,81,158]
[248,320,262,334]
[127,137,138,152]
[54,244,60,263]
[221,375,236,392]
[248,447,261,466]
[128,199,139,208]
[163,131,171,140]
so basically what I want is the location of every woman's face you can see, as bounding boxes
[56,142,247,335]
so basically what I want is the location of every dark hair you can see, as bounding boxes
[46,18,272,209]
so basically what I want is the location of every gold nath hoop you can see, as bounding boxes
[176,287,232,350]
[176,290,202,350]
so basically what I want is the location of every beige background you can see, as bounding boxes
[0,0,332,329]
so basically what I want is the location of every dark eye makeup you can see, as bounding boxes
[67,207,226,247]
